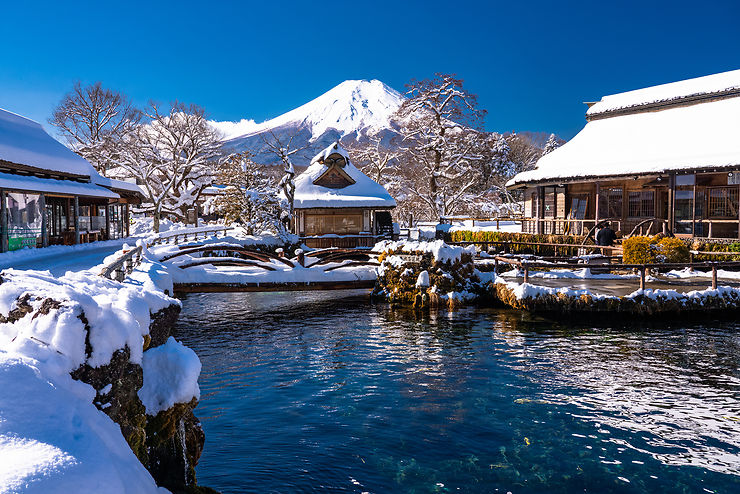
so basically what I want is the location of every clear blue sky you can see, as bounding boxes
[1,0,738,140]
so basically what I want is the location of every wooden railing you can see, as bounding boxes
[450,240,622,256]
[99,226,233,281]
[494,255,740,291]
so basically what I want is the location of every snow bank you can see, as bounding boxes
[0,354,166,493]
[139,337,201,416]
[0,248,190,491]
[499,267,638,280]
[373,239,477,264]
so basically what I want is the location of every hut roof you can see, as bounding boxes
[508,70,740,188]
[294,143,396,209]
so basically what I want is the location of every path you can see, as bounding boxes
[0,240,133,277]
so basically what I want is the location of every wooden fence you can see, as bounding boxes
[99,226,233,281]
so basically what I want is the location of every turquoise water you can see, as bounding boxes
[174,292,740,493]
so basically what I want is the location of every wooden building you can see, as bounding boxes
[507,69,740,239]
[0,107,143,252]
[293,142,396,248]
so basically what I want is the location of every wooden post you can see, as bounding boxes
[523,263,529,284]
[494,257,499,274]
[0,189,6,253]
[708,221,713,239]
[73,196,80,244]
[39,193,48,247]
[692,181,697,237]
[668,174,675,234]
[297,249,305,267]
[639,266,646,291]
[124,204,130,238]
[712,264,718,290]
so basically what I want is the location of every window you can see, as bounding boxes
[544,189,556,218]
[599,188,623,218]
[6,193,42,250]
[628,190,655,217]
[568,195,588,219]
[707,187,739,218]
[305,213,363,235]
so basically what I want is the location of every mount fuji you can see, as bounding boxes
[210,79,405,166]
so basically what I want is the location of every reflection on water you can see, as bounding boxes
[174,291,740,493]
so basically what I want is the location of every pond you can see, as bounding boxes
[174,291,740,493]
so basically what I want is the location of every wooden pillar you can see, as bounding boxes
[0,189,6,253]
[737,182,740,239]
[39,193,48,247]
[73,196,80,244]
[594,183,600,233]
[692,182,696,237]
[125,204,130,237]
[105,203,111,240]
[668,174,675,234]
[537,186,544,234]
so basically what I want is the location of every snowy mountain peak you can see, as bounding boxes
[212,79,404,142]
[210,79,405,165]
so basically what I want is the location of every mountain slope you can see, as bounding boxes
[211,79,405,166]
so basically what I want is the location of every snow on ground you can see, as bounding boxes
[0,254,193,492]
[0,239,136,276]
[666,267,740,280]
[499,267,638,280]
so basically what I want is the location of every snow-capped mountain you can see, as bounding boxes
[210,79,405,166]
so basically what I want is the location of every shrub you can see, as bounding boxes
[622,236,657,264]
[657,237,690,263]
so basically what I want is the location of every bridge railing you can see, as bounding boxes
[99,226,233,281]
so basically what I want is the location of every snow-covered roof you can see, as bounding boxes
[93,175,144,196]
[294,144,395,209]
[0,171,119,198]
[508,75,740,188]
[0,108,95,178]
[587,68,740,117]
[311,141,351,165]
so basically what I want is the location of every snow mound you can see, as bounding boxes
[374,240,477,264]
[139,337,201,416]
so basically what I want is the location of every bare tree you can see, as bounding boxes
[344,133,402,185]
[212,153,284,235]
[112,101,222,232]
[49,82,140,174]
[260,130,308,230]
[394,74,488,219]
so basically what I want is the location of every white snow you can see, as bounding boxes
[208,118,260,140]
[0,354,166,494]
[217,80,404,143]
[587,68,740,116]
[415,270,430,288]
[293,143,396,209]
[0,108,94,178]
[448,220,522,234]
[0,256,182,492]
[138,337,201,416]
[665,267,740,280]
[499,267,638,280]
[0,171,119,198]
[508,94,740,187]
[374,239,476,264]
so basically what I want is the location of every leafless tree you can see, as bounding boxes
[394,74,489,219]
[344,133,402,185]
[49,82,141,174]
[260,130,309,230]
[111,101,222,232]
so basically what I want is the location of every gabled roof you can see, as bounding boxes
[507,70,740,188]
[0,108,94,178]
[0,107,145,199]
[294,143,396,209]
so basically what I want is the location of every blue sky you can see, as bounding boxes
[1,0,739,140]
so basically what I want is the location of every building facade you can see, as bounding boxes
[0,108,143,252]
[507,69,740,239]
[293,143,396,248]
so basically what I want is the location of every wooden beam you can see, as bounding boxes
[0,189,6,253]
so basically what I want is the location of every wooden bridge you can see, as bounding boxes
[98,227,379,293]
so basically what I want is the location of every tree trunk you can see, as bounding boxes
[153,211,160,233]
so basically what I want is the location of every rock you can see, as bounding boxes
[148,303,182,349]
[144,398,205,492]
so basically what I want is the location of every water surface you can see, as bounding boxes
[174,291,740,493]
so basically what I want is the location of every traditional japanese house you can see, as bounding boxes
[507,69,740,239]
[0,107,143,252]
[293,142,396,248]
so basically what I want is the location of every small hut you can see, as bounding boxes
[293,142,396,248]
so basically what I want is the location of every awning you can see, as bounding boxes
[0,172,119,198]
